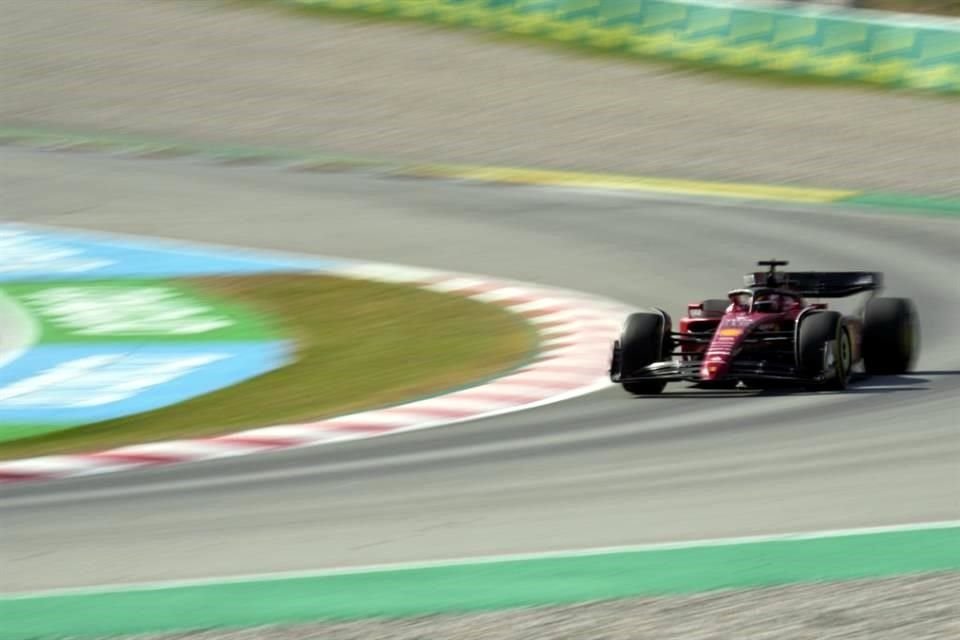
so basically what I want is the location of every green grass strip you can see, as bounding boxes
[840,192,960,217]
[858,0,960,16]
[0,424,75,445]
[0,274,536,459]
[3,525,958,638]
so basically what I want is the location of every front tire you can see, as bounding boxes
[862,297,918,375]
[798,311,852,391]
[616,311,671,395]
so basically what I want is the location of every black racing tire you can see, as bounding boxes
[618,311,670,395]
[701,298,730,317]
[798,311,852,391]
[862,297,918,375]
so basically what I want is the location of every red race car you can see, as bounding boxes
[609,260,918,394]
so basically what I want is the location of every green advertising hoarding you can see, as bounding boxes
[300,0,960,92]
[0,279,285,443]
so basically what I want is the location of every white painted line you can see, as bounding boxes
[507,299,566,313]
[539,324,580,335]
[448,385,554,400]
[469,287,532,303]
[536,349,610,363]
[500,370,597,384]
[424,278,489,293]
[96,440,243,458]
[0,456,105,475]
[69,461,147,477]
[527,358,606,371]
[4,520,957,600]
[520,365,607,377]
[541,335,584,346]
[324,412,427,427]
[215,425,330,440]
[539,322,618,336]
[335,264,438,283]
[524,310,582,324]
[271,431,357,445]
[397,397,514,413]
[525,310,621,325]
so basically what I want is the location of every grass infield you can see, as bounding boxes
[0,274,537,460]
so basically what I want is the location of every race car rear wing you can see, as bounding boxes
[743,271,882,298]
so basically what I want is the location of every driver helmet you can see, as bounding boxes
[753,292,781,313]
[728,292,751,312]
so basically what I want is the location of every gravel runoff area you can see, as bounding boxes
[127,574,960,640]
[3,0,959,196]
[3,1,958,638]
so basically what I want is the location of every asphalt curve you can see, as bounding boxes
[1,148,958,592]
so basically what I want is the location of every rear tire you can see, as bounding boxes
[798,311,851,391]
[862,298,918,375]
[617,311,671,395]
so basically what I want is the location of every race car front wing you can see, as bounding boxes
[611,359,803,383]
[610,331,827,384]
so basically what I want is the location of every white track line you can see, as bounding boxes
[3,519,956,599]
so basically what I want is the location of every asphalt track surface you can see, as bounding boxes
[1,148,958,593]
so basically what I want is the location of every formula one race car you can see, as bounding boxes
[609,260,918,394]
